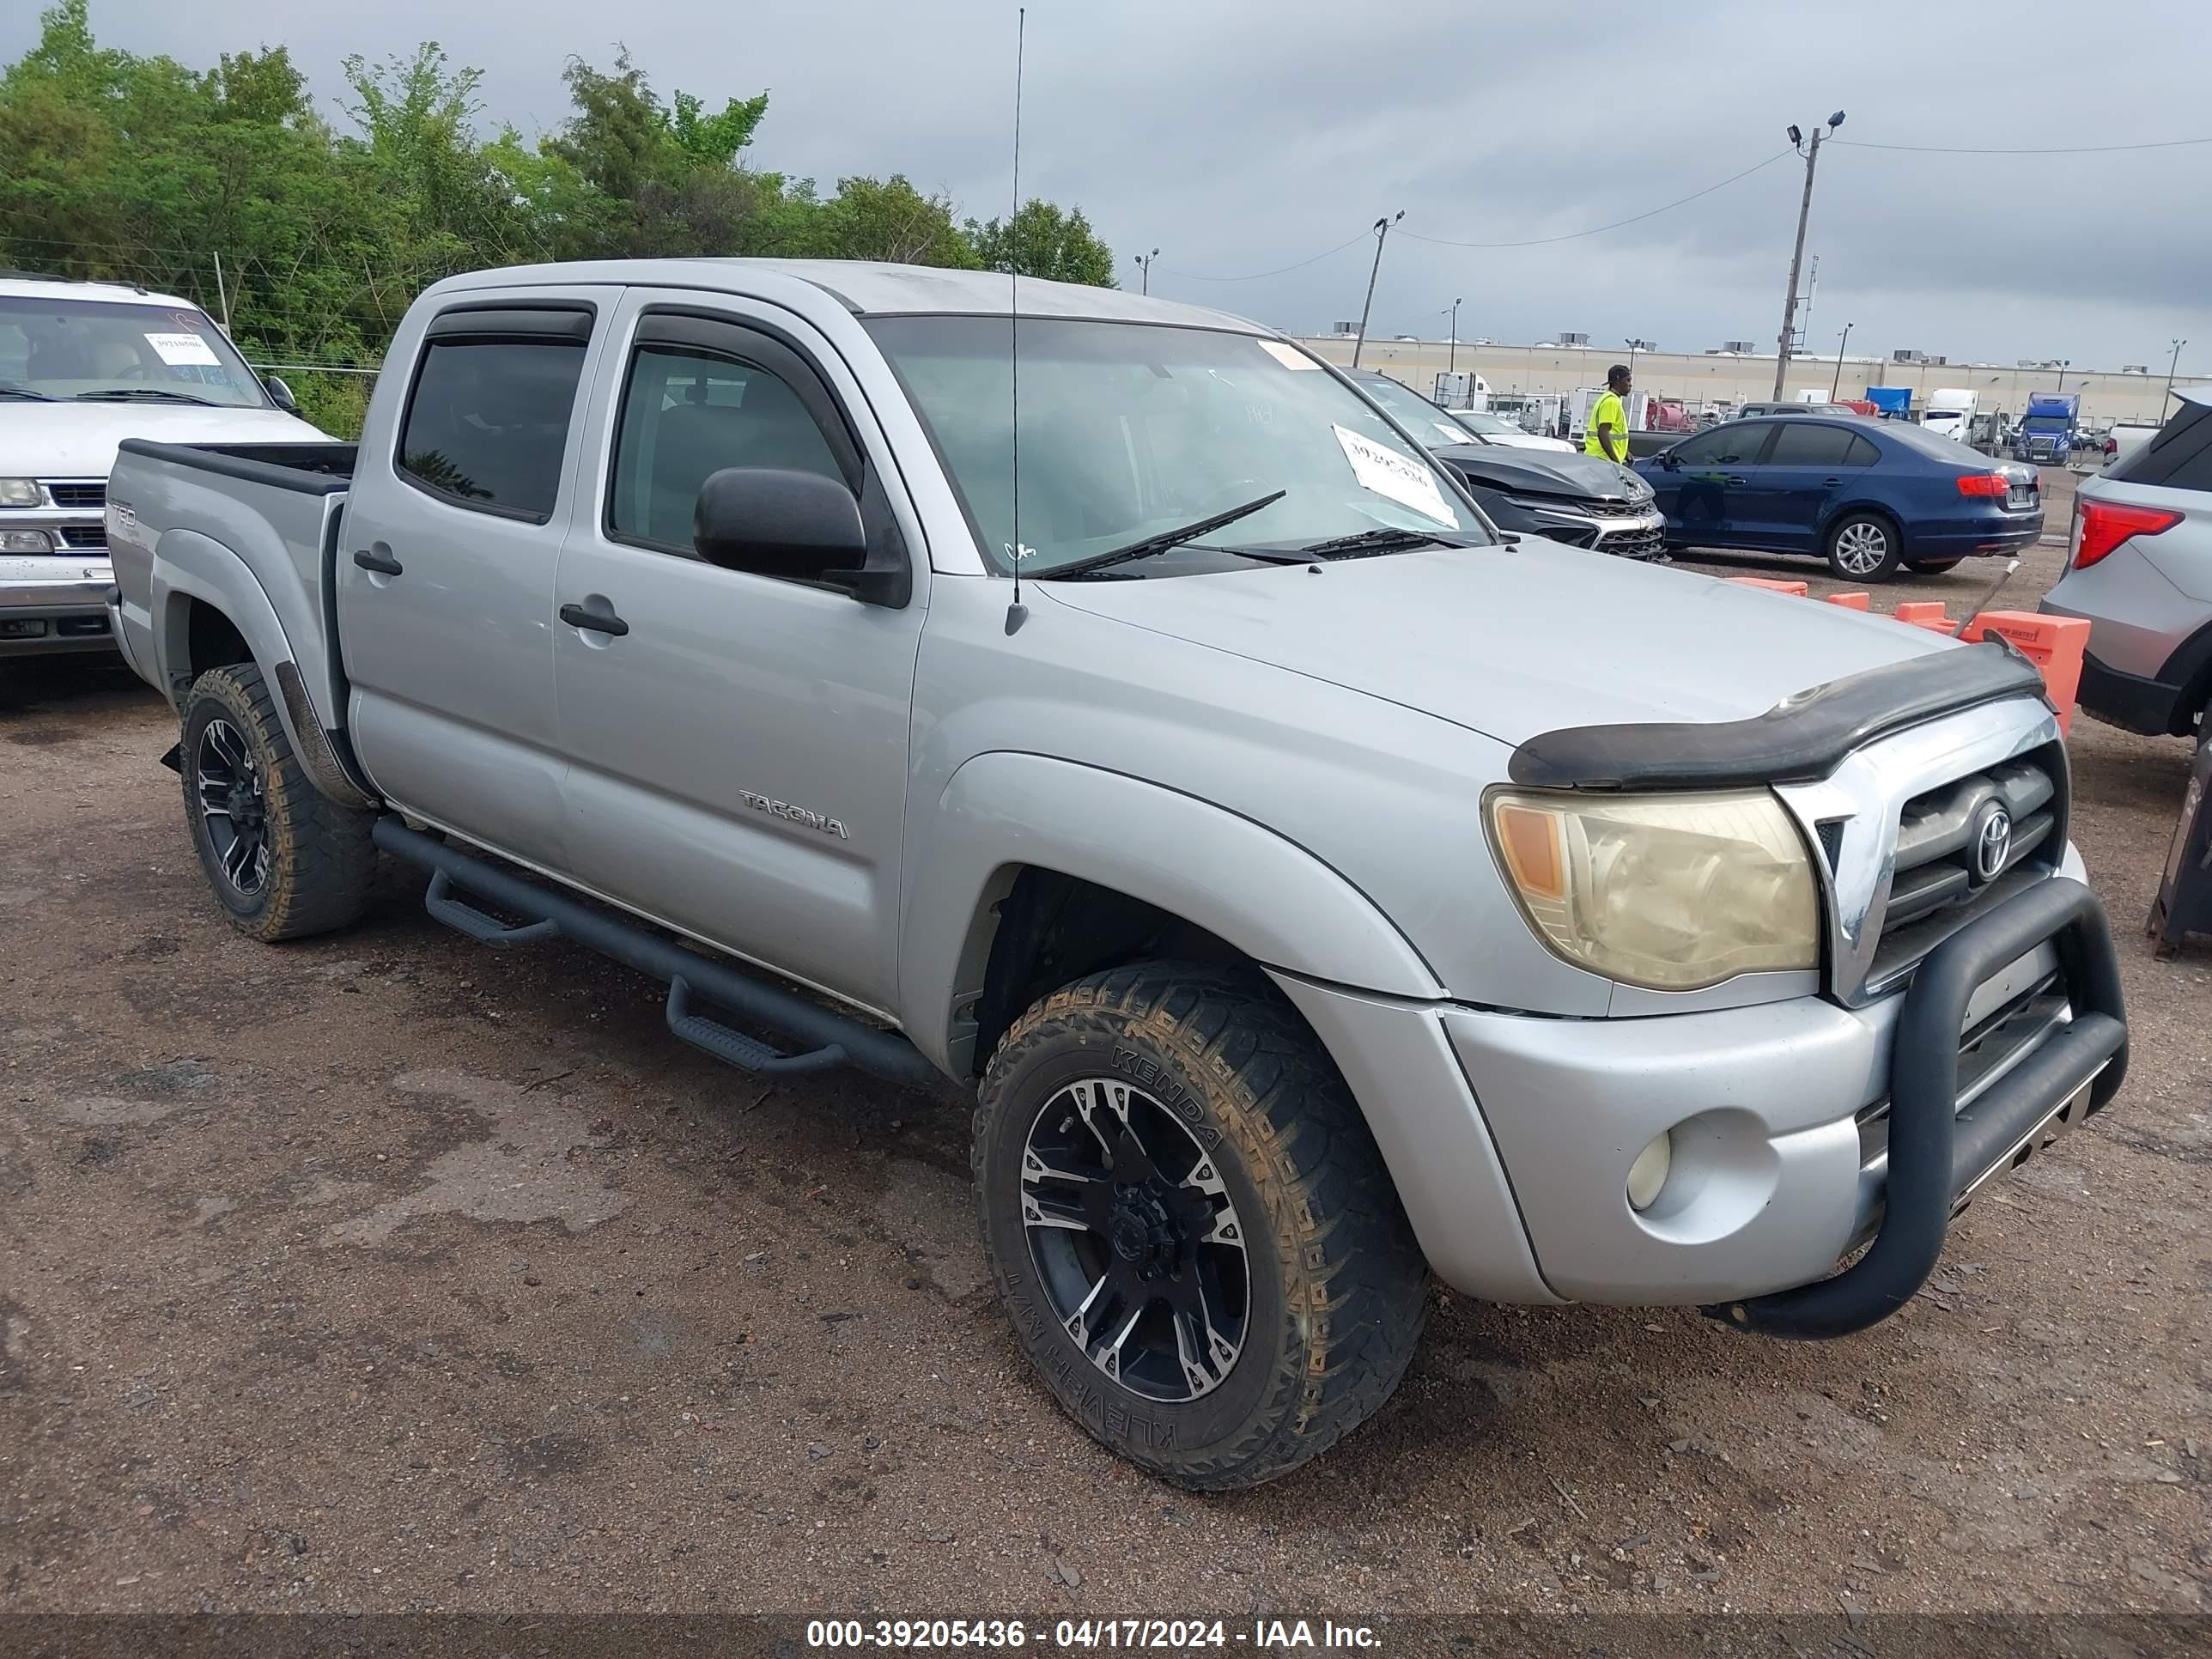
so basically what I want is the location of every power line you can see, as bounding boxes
[1831,134,2212,155]
[1401,151,1790,250]
[1158,230,1373,283]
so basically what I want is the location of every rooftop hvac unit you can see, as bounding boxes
[1556,331,1590,347]
[1722,340,1757,355]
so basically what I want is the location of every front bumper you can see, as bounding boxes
[0,555,117,657]
[1272,871,2125,1330]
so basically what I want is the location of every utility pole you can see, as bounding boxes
[1772,112,1844,400]
[1446,297,1462,374]
[1349,210,1403,370]
[1829,321,1854,398]
[2166,337,2190,405]
[1132,248,1158,295]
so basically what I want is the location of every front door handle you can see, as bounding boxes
[560,601,629,638]
[352,548,403,576]
[1724,474,1747,485]
[1822,477,1843,487]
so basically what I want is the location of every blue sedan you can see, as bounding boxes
[1633,416,2044,580]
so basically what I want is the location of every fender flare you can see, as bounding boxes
[899,751,1445,1074]
[150,528,372,808]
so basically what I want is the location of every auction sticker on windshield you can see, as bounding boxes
[1333,424,1452,525]
[143,332,221,368]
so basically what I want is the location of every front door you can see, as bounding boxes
[550,291,928,1013]
[1650,423,1771,549]
[338,291,611,872]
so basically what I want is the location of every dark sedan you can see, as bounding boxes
[1632,416,2044,580]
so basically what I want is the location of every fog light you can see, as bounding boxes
[1626,1130,1672,1211]
[0,528,55,552]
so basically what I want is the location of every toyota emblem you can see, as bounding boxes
[1972,803,2014,884]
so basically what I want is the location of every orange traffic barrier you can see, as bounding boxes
[1891,600,1960,636]
[1825,591,1870,611]
[1724,576,1811,598]
[1962,610,2090,736]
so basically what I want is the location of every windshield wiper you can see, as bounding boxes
[1042,490,1287,580]
[1297,526,1459,557]
[75,387,217,406]
[0,382,55,401]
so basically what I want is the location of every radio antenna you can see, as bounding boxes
[1004,6,1029,635]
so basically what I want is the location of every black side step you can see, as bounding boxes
[425,870,560,948]
[667,976,848,1075]
[372,817,939,1091]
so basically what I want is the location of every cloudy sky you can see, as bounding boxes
[9,1,2205,370]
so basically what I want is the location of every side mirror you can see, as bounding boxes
[1659,450,1680,470]
[693,467,908,606]
[264,374,299,415]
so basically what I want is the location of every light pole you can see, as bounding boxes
[1625,337,1654,380]
[2165,337,2188,405]
[1773,111,1844,399]
[1132,248,1158,295]
[1446,297,1462,373]
[2055,358,2070,395]
[1349,210,1403,370]
[1829,321,1854,398]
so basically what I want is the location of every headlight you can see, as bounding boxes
[0,528,55,552]
[0,478,42,507]
[1486,788,1820,990]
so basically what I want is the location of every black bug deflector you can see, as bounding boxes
[1707,877,2127,1340]
[1509,639,2050,792]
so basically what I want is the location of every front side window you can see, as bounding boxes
[1670,425,1768,467]
[609,343,844,550]
[397,335,587,521]
[0,295,270,409]
[866,317,1489,575]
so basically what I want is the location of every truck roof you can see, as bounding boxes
[428,258,1268,335]
[0,272,198,308]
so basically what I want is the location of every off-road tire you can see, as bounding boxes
[179,663,375,941]
[1905,557,1965,574]
[975,961,1429,1490]
[1826,511,1905,581]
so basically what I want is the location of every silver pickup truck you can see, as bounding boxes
[105,260,2128,1490]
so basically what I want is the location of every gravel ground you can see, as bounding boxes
[2,464,2207,1623]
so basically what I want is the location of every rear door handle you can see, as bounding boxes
[560,601,629,638]
[1822,477,1843,487]
[352,548,403,576]
[1724,474,1747,485]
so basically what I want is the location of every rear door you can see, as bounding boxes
[1650,423,1771,547]
[337,291,611,871]
[550,290,928,1012]
[1752,421,1873,550]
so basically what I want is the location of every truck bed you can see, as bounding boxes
[115,439,358,492]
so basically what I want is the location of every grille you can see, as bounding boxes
[45,482,106,508]
[1866,750,2063,981]
[1596,523,1666,560]
[58,524,106,549]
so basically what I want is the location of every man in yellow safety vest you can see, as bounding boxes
[1584,364,1632,465]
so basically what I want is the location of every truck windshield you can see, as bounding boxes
[0,296,271,409]
[865,316,1489,576]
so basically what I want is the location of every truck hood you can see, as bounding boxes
[1434,441,1650,506]
[0,403,328,477]
[1042,543,1954,747]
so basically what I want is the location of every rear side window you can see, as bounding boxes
[1846,434,1881,466]
[397,308,592,522]
[2111,400,2212,494]
[1765,422,1859,467]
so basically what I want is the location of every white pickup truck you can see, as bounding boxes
[105,258,2129,1489]
[0,272,325,659]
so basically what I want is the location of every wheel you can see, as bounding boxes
[975,961,1429,1490]
[1826,513,1903,581]
[179,662,376,940]
[1905,558,1965,574]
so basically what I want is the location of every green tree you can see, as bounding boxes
[967,198,1116,286]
